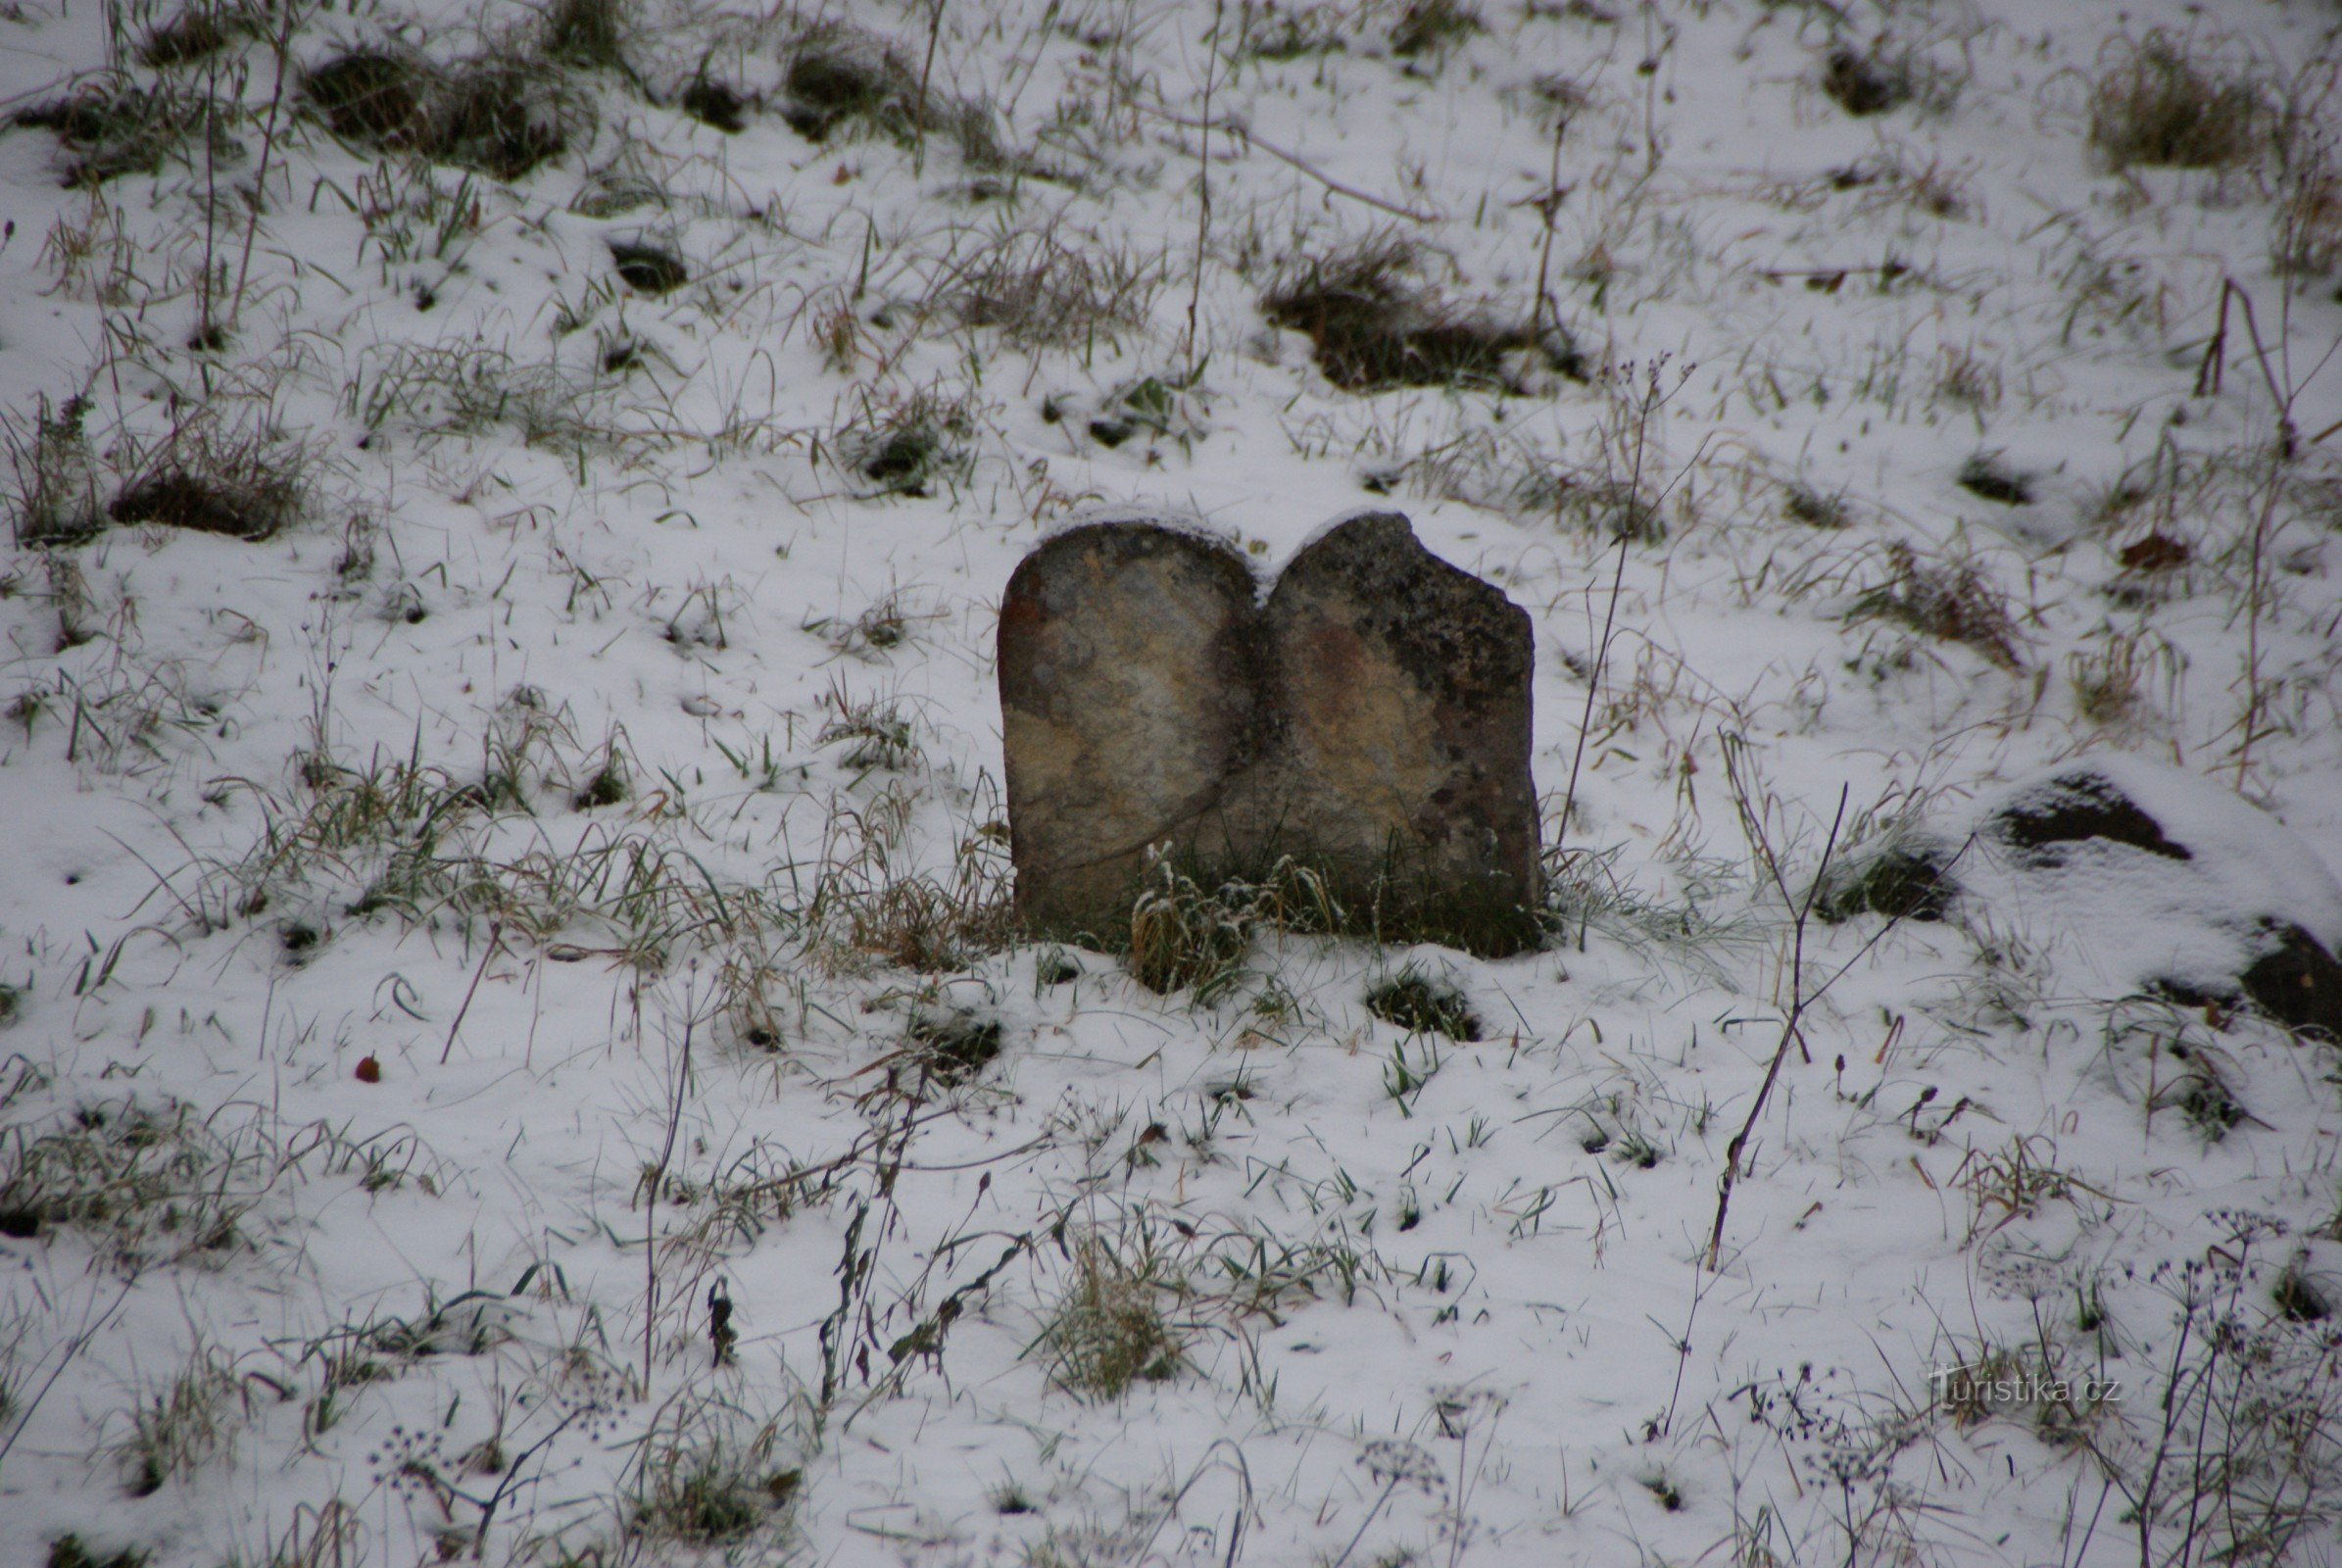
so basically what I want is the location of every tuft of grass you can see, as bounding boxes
[840,388,975,499]
[1261,234,1578,394]
[2274,157,2342,277]
[1389,0,1481,60]
[1783,481,1851,529]
[108,467,297,541]
[627,1394,800,1550]
[115,1345,244,1496]
[952,229,1161,353]
[1128,862,1255,1000]
[1038,1236,1186,1399]
[679,74,749,133]
[2087,31,2267,172]
[0,1099,290,1264]
[2068,629,2155,728]
[430,57,582,180]
[1238,2,1349,62]
[5,393,107,546]
[1815,832,1957,923]
[140,3,247,70]
[97,409,310,542]
[572,759,628,809]
[1364,969,1482,1042]
[1845,542,2024,670]
[2163,1066,2245,1141]
[2275,1266,2332,1322]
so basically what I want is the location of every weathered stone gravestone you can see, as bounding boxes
[997,512,1540,956]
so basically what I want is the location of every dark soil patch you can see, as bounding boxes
[1390,0,1481,58]
[573,764,628,808]
[15,84,204,186]
[1821,46,1913,117]
[109,469,295,540]
[781,38,910,142]
[1957,454,2035,506]
[609,240,688,294]
[908,1014,1003,1087]
[1992,771,2190,866]
[2275,1267,2332,1322]
[2237,922,2342,1042]
[1783,483,1851,528]
[1366,971,1482,1041]
[434,62,571,180]
[303,51,429,146]
[680,76,748,133]
[2119,532,2190,572]
[1817,841,1956,923]
[1261,249,1577,393]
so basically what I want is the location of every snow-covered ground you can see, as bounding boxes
[3,0,2341,1562]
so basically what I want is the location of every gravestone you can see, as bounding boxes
[997,512,1540,956]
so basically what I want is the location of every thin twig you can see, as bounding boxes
[1183,0,1223,383]
[643,993,696,1392]
[439,918,505,1064]
[1704,792,1972,1271]
[1142,104,1444,222]
[1704,784,1847,1272]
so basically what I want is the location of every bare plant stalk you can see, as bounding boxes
[2233,466,2284,790]
[915,0,947,165]
[1558,361,1665,844]
[1530,111,1569,344]
[438,919,505,1064]
[1142,103,1442,223]
[1702,777,1966,1271]
[643,996,696,1392]
[229,0,303,334]
[1704,781,1847,1272]
[1184,0,1224,384]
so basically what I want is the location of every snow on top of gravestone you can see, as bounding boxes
[1286,506,1410,565]
[1967,753,2342,997]
[1034,507,1255,579]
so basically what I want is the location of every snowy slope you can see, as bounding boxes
[2,0,2341,1564]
